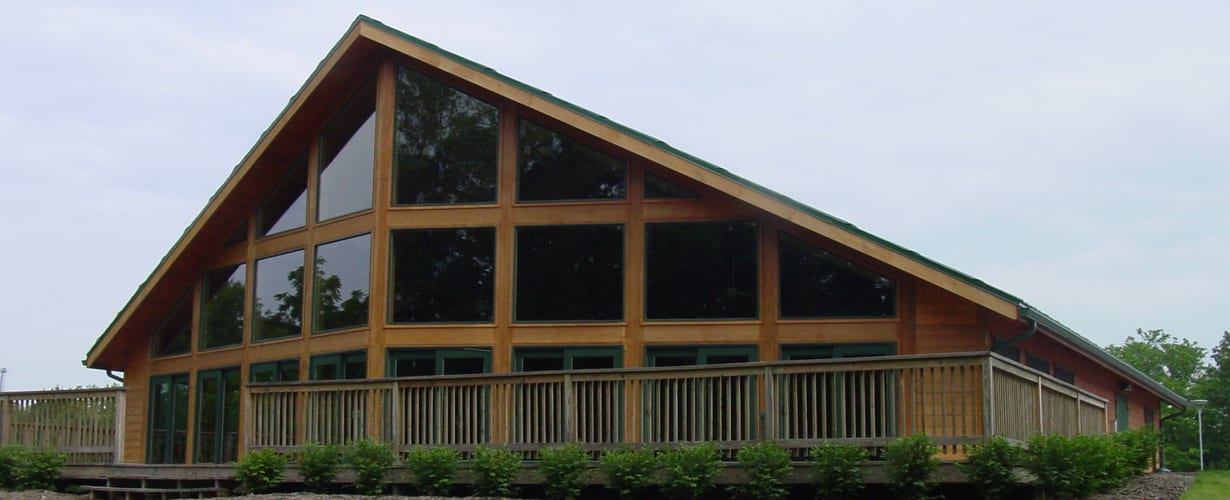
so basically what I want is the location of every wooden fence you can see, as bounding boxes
[247,352,1108,456]
[0,387,125,463]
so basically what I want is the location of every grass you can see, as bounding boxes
[1181,470,1230,500]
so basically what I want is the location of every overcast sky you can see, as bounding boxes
[0,1,1226,392]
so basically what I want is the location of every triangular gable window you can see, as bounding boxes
[778,232,895,318]
[645,171,701,199]
[317,76,376,222]
[393,66,499,205]
[257,154,308,237]
[517,119,626,202]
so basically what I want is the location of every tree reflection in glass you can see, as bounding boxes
[391,227,495,323]
[778,232,895,318]
[151,289,192,357]
[518,119,626,201]
[394,66,499,204]
[200,264,245,349]
[253,250,304,342]
[313,234,371,332]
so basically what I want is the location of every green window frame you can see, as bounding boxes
[386,348,492,377]
[194,367,241,464]
[310,350,368,381]
[779,343,897,440]
[250,359,300,383]
[147,373,189,464]
[514,347,623,372]
[645,345,758,367]
[1116,393,1129,432]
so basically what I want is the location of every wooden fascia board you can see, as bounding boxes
[85,27,367,368]
[359,23,1020,320]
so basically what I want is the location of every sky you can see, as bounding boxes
[0,1,1226,392]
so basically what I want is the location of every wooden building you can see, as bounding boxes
[77,16,1187,465]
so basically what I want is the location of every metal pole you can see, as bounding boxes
[0,367,7,392]
[1192,399,1208,472]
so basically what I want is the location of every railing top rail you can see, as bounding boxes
[248,351,993,392]
[0,387,126,399]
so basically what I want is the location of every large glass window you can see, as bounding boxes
[147,373,188,464]
[517,119,626,202]
[258,154,308,237]
[313,234,371,332]
[645,221,758,320]
[778,232,895,318]
[253,250,304,342]
[195,367,240,464]
[387,348,491,377]
[644,171,701,200]
[646,345,757,367]
[200,264,245,350]
[310,351,368,381]
[516,224,623,322]
[390,227,495,323]
[515,347,621,371]
[318,76,376,222]
[394,66,499,205]
[250,359,300,383]
[151,289,192,357]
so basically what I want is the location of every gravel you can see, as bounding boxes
[1088,472,1197,500]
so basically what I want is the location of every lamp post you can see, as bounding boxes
[0,367,7,392]
[1192,399,1208,471]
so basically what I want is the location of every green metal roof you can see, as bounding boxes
[87,15,1190,409]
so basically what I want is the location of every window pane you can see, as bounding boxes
[516,225,623,322]
[442,357,485,375]
[152,290,192,357]
[393,357,436,377]
[645,221,757,320]
[343,353,367,379]
[253,250,304,342]
[522,356,565,372]
[196,374,219,462]
[572,356,615,370]
[225,221,248,247]
[258,154,308,237]
[318,77,376,221]
[390,227,495,323]
[200,264,245,349]
[394,66,499,205]
[778,232,895,318]
[644,172,700,199]
[518,119,626,201]
[279,361,300,382]
[313,234,371,332]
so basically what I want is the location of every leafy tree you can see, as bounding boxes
[1193,331,1230,469]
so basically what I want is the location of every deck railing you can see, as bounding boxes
[0,387,125,463]
[247,352,1107,456]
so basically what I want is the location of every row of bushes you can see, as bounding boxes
[963,429,1158,499]
[0,445,67,491]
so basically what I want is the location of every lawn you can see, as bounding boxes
[1182,470,1230,500]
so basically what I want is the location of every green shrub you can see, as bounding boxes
[404,446,460,496]
[959,436,1023,500]
[235,448,287,493]
[346,438,396,495]
[1025,433,1141,499]
[1113,428,1157,473]
[0,445,26,490]
[809,441,867,498]
[472,446,521,498]
[538,444,590,500]
[658,443,721,500]
[16,448,67,491]
[297,443,342,493]
[599,446,657,499]
[885,434,939,500]
[735,441,792,500]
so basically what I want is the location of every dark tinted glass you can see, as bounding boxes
[572,356,615,370]
[225,221,247,247]
[318,77,376,221]
[442,357,485,375]
[390,227,495,323]
[652,355,698,367]
[200,264,245,349]
[644,172,701,199]
[343,354,367,379]
[393,357,436,377]
[778,232,895,318]
[645,221,758,319]
[522,356,566,372]
[151,290,192,357]
[516,224,623,322]
[253,250,304,342]
[258,154,308,237]
[518,119,626,201]
[394,66,498,204]
[313,234,371,332]
[1027,353,1049,373]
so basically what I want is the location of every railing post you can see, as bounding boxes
[241,385,252,457]
[1036,375,1045,435]
[390,381,400,450]
[563,374,574,442]
[0,394,10,446]
[761,366,775,441]
[113,389,126,463]
[982,355,994,438]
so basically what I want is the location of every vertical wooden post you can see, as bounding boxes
[113,390,127,463]
[1036,375,1045,435]
[563,374,574,442]
[240,385,252,457]
[0,395,10,447]
[982,356,994,438]
[761,366,775,441]
[390,381,400,450]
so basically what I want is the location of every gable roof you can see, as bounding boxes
[84,15,1188,409]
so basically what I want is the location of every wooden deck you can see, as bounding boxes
[1,352,1106,466]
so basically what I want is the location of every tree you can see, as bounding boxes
[1105,329,1206,471]
[1193,331,1230,469]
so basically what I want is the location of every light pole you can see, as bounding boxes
[0,367,7,393]
[1192,399,1208,471]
